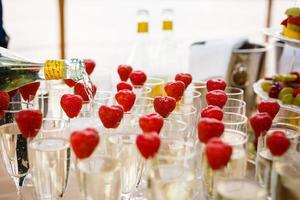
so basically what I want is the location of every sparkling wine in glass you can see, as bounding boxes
[76,155,121,200]
[147,138,197,200]
[28,137,71,199]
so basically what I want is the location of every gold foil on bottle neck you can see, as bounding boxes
[137,22,149,33]
[163,20,173,31]
[44,60,64,80]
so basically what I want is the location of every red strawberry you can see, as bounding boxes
[60,94,83,118]
[8,89,18,98]
[205,138,232,170]
[118,64,133,81]
[129,70,147,87]
[164,81,185,101]
[288,16,300,26]
[266,130,290,156]
[136,132,160,159]
[175,73,192,89]
[250,112,272,138]
[70,128,100,159]
[115,89,136,112]
[139,113,164,134]
[64,79,77,87]
[98,105,124,128]
[198,118,225,144]
[293,88,300,97]
[84,59,96,75]
[15,109,42,138]
[201,105,224,120]
[206,90,228,108]
[281,17,289,27]
[0,111,4,120]
[19,82,40,101]
[0,92,9,111]
[257,100,280,119]
[74,82,97,102]
[206,79,227,92]
[117,81,133,91]
[153,96,176,118]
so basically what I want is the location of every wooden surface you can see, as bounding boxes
[0,155,80,200]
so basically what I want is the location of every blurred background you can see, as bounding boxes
[1,0,295,76]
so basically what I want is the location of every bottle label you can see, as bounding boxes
[44,60,64,80]
[163,21,173,31]
[137,22,148,33]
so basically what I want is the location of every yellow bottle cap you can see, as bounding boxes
[137,22,148,33]
[163,20,173,31]
[44,60,64,80]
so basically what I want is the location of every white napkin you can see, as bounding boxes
[189,37,247,81]
[278,44,300,73]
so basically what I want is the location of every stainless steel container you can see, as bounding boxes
[226,41,267,116]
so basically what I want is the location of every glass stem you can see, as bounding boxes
[12,177,23,200]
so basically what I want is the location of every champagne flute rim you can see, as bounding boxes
[225,87,244,95]
[182,90,202,98]
[222,128,248,146]
[223,112,248,125]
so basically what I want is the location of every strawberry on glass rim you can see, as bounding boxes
[175,73,192,89]
[98,105,124,128]
[266,130,290,156]
[153,96,176,118]
[116,81,133,91]
[139,113,164,134]
[206,78,227,92]
[118,64,133,81]
[15,109,43,138]
[19,82,40,101]
[70,128,100,159]
[74,82,97,102]
[0,92,9,111]
[60,94,83,119]
[115,89,136,112]
[250,112,272,139]
[64,79,77,88]
[198,118,224,144]
[257,100,280,119]
[136,131,161,159]
[164,81,185,101]
[84,59,96,75]
[205,137,232,170]
[206,90,228,108]
[201,105,224,121]
[129,70,147,87]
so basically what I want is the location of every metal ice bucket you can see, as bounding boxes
[226,41,267,116]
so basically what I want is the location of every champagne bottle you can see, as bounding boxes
[127,9,152,72]
[152,9,180,81]
[0,47,86,92]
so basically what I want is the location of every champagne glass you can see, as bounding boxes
[273,107,300,126]
[94,91,114,106]
[270,149,300,200]
[105,133,141,199]
[202,129,248,199]
[130,96,154,115]
[223,112,248,132]
[0,103,31,199]
[133,86,152,97]
[224,87,244,100]
[223,98,246,115]
[169,105,197,140]
[144,77,165,98]
[179,90,201,116]
[76,154,121,200]
[28,131,70,199]
[215,178,267,200]
[187,81,207,108]
[255,123,300,197]
[147,137,197,200]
